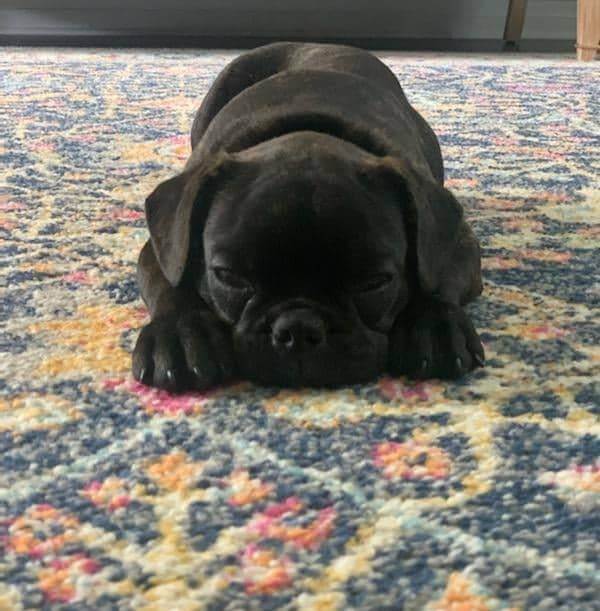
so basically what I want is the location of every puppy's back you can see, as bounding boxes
[192,42,407,148]
[190,42,442,183]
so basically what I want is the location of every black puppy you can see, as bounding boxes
[132,42,484,391]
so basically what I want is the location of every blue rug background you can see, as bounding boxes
[0,49,598,609]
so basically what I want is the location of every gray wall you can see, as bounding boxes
[0,1,576,42]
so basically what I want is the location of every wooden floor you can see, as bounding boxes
[0,35,577,53]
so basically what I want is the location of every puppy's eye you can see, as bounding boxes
[350,273,393,293]
[212,267,252,290]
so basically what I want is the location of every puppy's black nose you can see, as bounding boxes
[271,308,326,352]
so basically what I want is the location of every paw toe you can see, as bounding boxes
[189,362,219,390]
[132,329,155,385]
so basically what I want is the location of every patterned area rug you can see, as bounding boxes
[1,48,599,610]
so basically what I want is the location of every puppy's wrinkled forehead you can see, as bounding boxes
[204,164,405,288]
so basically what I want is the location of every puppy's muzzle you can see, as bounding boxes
[271,308,326,354]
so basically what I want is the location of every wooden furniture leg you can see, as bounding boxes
[504,0,529,49]
[577,0,600,60]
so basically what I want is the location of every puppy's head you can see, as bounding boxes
[145,132,465,387]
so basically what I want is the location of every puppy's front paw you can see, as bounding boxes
[388,300,484,380]
[132,309,235,392]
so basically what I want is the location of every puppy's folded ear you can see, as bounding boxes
[359,156,482,305]
[144,152,235,287]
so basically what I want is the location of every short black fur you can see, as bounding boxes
[132,42,484,391]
